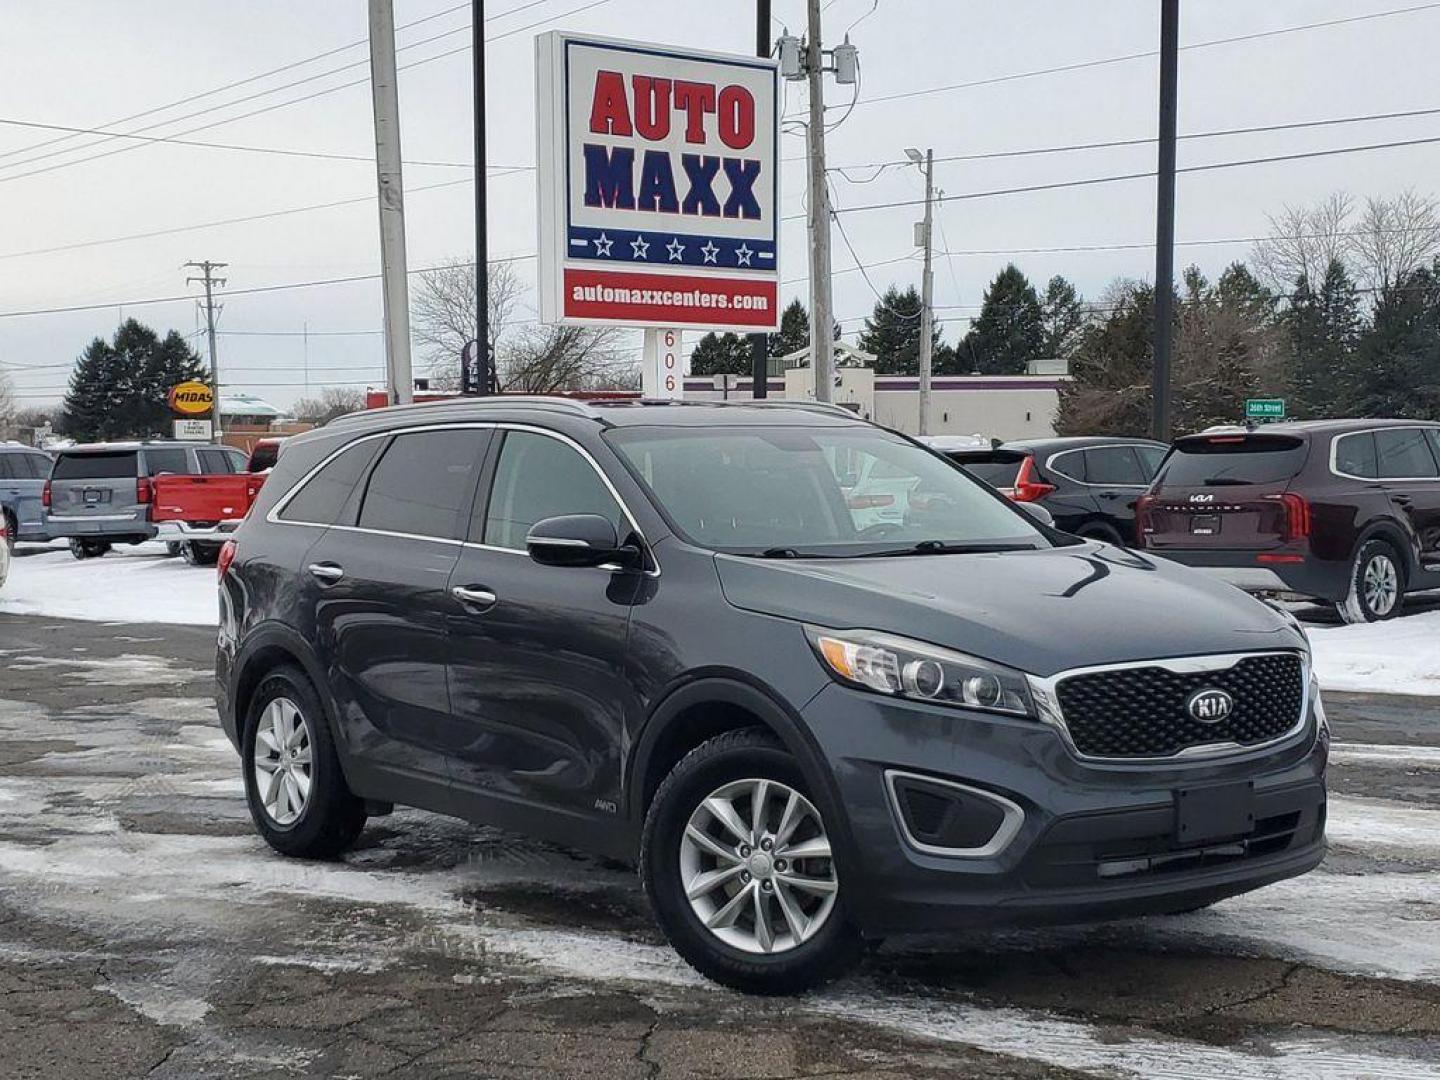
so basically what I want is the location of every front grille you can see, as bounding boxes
[1053,653,1305,759]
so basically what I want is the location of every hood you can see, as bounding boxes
[714,543,1303,677]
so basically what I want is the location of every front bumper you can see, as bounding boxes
[802,683,1327,936]
[1147,547,1349,602]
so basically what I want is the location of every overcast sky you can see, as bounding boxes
[2,0,1438,411]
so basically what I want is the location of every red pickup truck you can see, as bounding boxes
[151,438,283,565]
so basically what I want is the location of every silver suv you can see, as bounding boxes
[44,441,244,559]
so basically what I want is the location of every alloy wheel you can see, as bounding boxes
[679,778,838,955]
[252,697,313,827]
[1363,553,1399,616]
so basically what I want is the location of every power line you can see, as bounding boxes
[0,0,612,186]
[849,2,1440,110]
[828,104,1440,175]
[787,133,1440,220]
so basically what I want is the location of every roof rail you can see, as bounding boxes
[325,395,603,427]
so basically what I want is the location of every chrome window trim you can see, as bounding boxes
[266,421,658,574]
[883,770,1026,859]
[1026,649,1311,765]
[1330,425,1440,482]
[1045,445,1154,488]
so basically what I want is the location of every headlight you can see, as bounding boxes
[807,627,1036,717]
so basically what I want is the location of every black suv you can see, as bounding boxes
[218,399,1326,993]
[940,437,1168,546]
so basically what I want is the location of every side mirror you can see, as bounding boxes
[1017,501,1055,529]
[526,514,639,569]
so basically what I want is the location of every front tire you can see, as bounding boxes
[641,728,861,995]
[1338,539,1405,624]
[180,541,220,566]
[242,665,366,858]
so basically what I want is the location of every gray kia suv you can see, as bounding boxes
[216,399,1328,993]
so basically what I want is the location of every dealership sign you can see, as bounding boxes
[536,32,780,331]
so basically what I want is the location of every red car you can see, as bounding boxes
[1138,420,1440,623]
[152,439,284,565]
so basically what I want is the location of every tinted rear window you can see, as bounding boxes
[1158,436,1307,487]
[959,457,1024,487]
[52,451,137,480]
[358,429,487,540]
[249,443,279,471]
[279,438,383,526]
[144,448,191,476]
[1375,428,1439,479]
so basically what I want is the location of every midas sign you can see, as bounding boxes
[536,33,779,332]
[168,381,214,416]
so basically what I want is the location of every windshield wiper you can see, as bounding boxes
[746,547,828,559]
[851,540,1038,557]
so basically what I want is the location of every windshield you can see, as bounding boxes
[606,425,1047,557]
[1157,435,1306,487]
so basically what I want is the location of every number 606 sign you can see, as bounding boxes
[642,328,683,400]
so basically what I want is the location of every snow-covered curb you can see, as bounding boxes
[1306,610,1440,697]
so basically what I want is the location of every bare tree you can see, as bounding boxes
[499,324,638,393]
[1349,188,1440,293]
[1251,191,1353,292]
[411,258,522,389]
[291,385,366,425]
[0,370,14,423]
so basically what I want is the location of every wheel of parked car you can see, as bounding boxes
[242,665,367,859]
[67,538,110,560]
[641,728,862,995]
[1077,523,1125,547]
[1339,539,1406,625]
[165,541,183,558]
[180,541,220,567]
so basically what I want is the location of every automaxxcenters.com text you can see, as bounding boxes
[570,284,770,311]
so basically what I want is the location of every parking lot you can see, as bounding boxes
[1,546,1438,1079]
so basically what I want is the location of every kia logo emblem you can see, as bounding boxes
[1186,688,1234,724]
[1188,493,1215,503]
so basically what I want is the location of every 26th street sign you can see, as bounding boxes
[535,32,780,332]
[1245,398,1286,420]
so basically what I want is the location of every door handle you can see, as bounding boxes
[1392,494,1413,506]
[451,585,498,608]
[307,562,344,583]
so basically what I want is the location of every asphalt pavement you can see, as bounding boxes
[1,611,1438,1079]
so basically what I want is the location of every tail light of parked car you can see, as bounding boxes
[1007,457,1056,503]
[1134,492,1155,535]
[41,480,51,508]
[217,539,237,579]
[136,476,153,505]
[1257,492,1311,561]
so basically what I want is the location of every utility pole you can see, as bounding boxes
[908,147,935,435]
[1151,0,1179,441]
[804,0,834,403]
[471,0,490,395]
[185,260,226,443]
[749,0,771,400]
[368,0,414,406]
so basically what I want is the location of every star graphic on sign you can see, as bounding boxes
[666,237,686,261]
[631,235,650,260]
[700,241,720,264]
[592,232,613,256]
[735,243,754,267]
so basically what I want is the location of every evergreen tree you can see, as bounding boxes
[1351,261,1440,420]
[1039,275,1086,362]
[1056,282,1156,435]
[767,298,810,360]
[1284,260,1361,419]
[688,331,753,376]
[856,286,937,375]
[61,319,207,441]
[960,264,1045,375]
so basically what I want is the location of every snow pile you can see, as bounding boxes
[1307,610,1440,696]
[0,545,217,626]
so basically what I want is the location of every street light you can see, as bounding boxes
[904,147,922,164]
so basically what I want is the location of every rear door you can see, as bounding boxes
[1143,432,1310,552]
[1375,427,1440,577]
[1079,445,1150,543]
[303,427,490,781]
[48,450,140,522]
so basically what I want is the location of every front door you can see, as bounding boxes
[308,427,490,782]
[1377,427,1440,578]
[1083,445,1150,543]
[446,428,644,818]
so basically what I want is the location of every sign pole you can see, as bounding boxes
[642,329,683,399]
[749,0,772,400]
[472,0,489,395]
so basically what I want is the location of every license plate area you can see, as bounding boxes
[1190,513,1219,535]
[1175,781,1255,844]
[83,488,103,505]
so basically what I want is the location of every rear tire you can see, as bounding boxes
[68,538,110,560]
[1338,539,1405,624]
[180,541,220,567]
[242,664,366,859]
[1078,523,1125,547]
[641,728,862,995]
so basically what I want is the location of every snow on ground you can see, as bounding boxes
[0,543,217,626]
[1307,609,1440,696]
